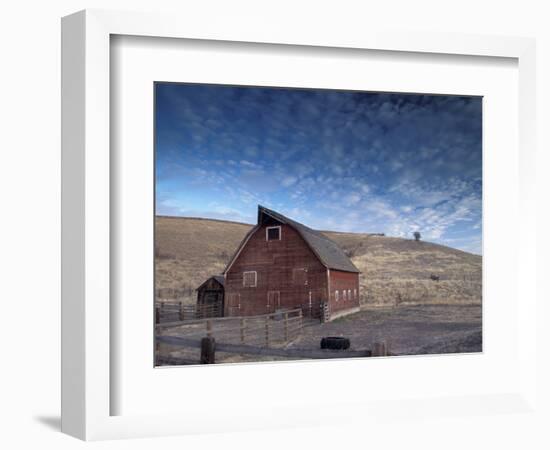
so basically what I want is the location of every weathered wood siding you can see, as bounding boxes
[225,224,328,317]
[197,278,224,317]
[328,269,360,314]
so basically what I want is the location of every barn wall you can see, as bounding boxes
[225,224,328,317]
[328,270,360,314]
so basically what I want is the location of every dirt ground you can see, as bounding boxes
[291,304,482,356]
[157,304,482,365]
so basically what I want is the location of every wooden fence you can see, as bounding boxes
[156,301,222,323]
[157,308,304,347]
[156,335,373,365]
[156,299,334,324]
[155,307,392,365]
[155,305,392,365]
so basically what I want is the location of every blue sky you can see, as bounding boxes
[155,83,482,255]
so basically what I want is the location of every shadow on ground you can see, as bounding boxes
[34,415,61,431]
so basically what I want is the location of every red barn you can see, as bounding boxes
[223,205,361,321]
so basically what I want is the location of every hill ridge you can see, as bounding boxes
[155,215,479,257]
[155,215,482,306]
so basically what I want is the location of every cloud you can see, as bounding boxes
[281,176,297,187]
[345,193,362,205]
[155,83,482,253]
[240,160,262,169]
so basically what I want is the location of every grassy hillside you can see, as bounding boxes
[155,216,482,306]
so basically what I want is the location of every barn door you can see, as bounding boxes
[267,291,280,313]
[226,293,240,317]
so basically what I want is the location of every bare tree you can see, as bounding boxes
[413,231,421,242]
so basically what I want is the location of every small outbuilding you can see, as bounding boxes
[196,275,225,318]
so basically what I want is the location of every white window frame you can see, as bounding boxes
[243,271,257,287]
[335,290,339,302]
[266,225,282,241]
[343,290,347,301]
[354,288,357,299]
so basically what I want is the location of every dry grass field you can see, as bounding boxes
[155,216,482,307]
[155,216,250,301]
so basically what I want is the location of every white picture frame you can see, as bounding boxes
[61,9,537,441]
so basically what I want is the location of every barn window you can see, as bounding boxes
[266,226,281,241]
[354,289,357,299]
[343,290,347,301]
[348,289,352,300]
[292,268,308,285]
[243,271,257,287]
[335,290,339,302]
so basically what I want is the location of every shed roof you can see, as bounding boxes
[257,205,360,273]
[196,275,225,291]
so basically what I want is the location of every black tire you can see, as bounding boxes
[320,336,350,350]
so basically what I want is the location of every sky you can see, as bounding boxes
[155,83,482,255]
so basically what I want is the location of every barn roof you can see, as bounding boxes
[196,275,225,291]
[212,275,225,286]
[258,205,360,273]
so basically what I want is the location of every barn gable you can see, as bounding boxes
[257,206,360,273]
[224,205,360,274]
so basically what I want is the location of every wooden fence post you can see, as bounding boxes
[200,337,216,364]
[206,319,213,338]
[154,340,160,366]
[155,306,160,324]
[179,301,184,321]
[265,316,270,347]
[240,318,246,344]
[320,301,329,323]
[284,312,289,342]
[372,341,387,357]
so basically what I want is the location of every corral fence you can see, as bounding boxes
[155,307,388,365]
[293,299,325,321]
[156,301,222,323]
[155,287,193,299]
[156,299,330,323]
[155,307,391,365]
[157,308,304,348]
[292,300,330,322]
